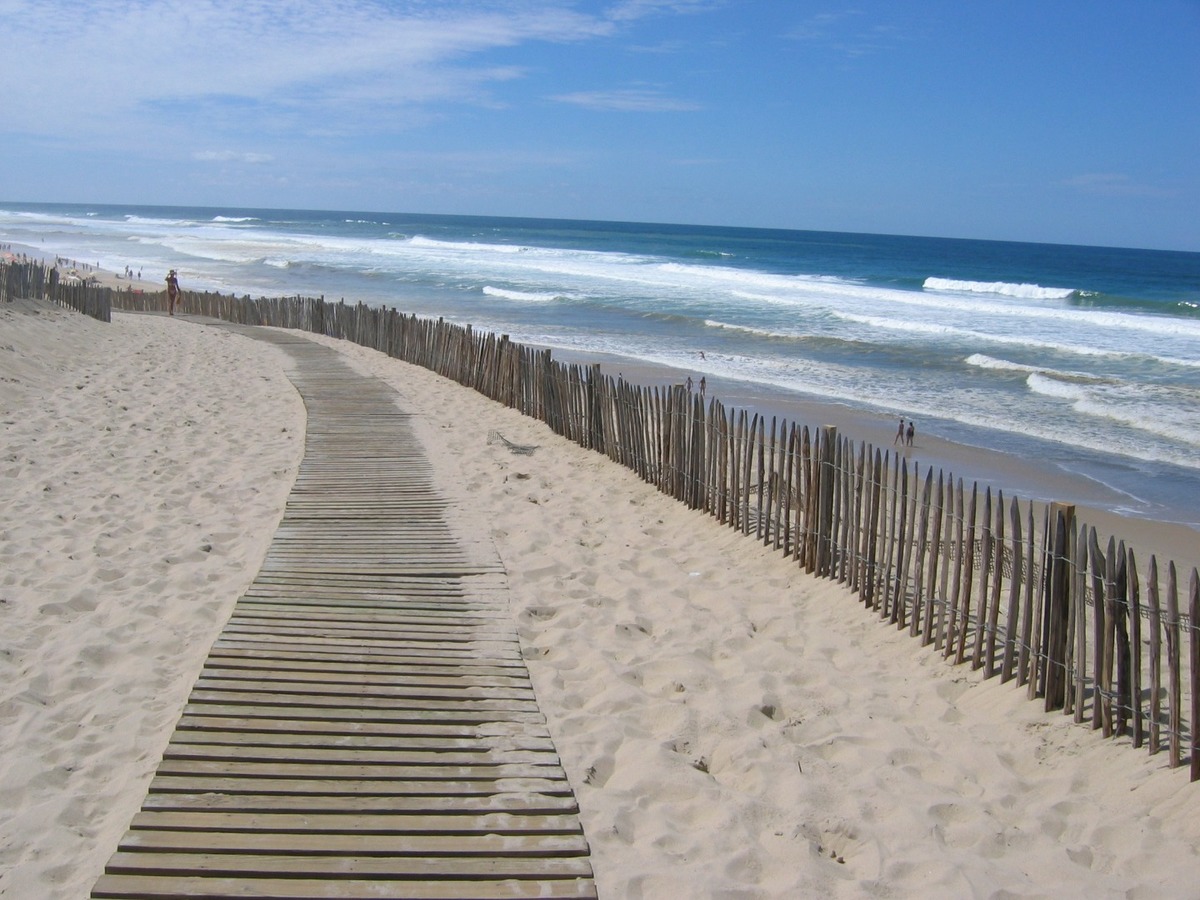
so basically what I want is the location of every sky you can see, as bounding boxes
[0,0,1197,250]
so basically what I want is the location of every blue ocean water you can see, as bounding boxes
[3,202,1199,526]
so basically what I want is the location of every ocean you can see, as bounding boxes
[3,201,1198,527]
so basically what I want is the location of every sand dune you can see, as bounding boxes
[1,305,1197,898]
[0,305,304,897]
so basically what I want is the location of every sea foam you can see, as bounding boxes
[482,286,569,303]
[924,277,1075,300]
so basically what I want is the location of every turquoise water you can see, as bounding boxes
[3,202,1198,525]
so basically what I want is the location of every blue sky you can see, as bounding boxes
[1,0,1197,250]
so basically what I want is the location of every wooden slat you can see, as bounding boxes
[94,874,597,899]
[162,746,559,767]
[129,811,582,834]
[118,829,588,856]
[145,779,574,799]
[139,793,579,814]
[102,851,594,878]
[167,731,555,752]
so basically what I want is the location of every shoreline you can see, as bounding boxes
[543,344,1200,572]
[6,241,1197,568]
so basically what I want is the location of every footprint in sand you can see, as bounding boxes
[582,755,615,788]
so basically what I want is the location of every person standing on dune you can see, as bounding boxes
[166,269,180,316]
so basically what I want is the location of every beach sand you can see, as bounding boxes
[2,303,1199,898]
[0,302,304,897]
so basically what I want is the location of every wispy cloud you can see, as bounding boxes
[551,88,700,112]
[786,10,906,58]
[194,150,274,164]
[1061,173,1175,199]
[606,0,725,24]
[0,1,615,143]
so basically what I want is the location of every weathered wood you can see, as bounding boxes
[971,488,994,669]
[1017,503,1037,690]
[1127,547,1143,747]
[94,874,597,900]
[922,472,945,648]
[910,470,934,639]
[1072,525,1088,723]
[1190,569,1200,781]
[1142,561,1161,758]
[1000,498,1023,682]
[934,475,955,652]
[891,460,912,628]
[984,492,1005,678]
[1041,504,1074,711]
[91,333,593,899]
[816,427,838,577]
[1166,563,1182,767]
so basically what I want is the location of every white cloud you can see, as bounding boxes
[1061,173,1174,199]
[0,1,614,140]
[786,10,906,59]
[193,150,274,164]
[606,0,724,24]
[551,88,700,112]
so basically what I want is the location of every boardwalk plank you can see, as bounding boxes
[162,745,560,766]
[140,793,579,814]
[167,731,555,752]
[129,811,582,834]
[118,830,588,855]
[102,851,594,877]
[94,874,597,899]
[148,776,574,796]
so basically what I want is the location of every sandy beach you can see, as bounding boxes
[2,302,1199,898]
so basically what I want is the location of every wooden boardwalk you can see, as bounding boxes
[92,326,596,899]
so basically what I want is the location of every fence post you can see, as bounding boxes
[1190,569,1199,781]
[815,426,838,576]
[1041,502,1075,711]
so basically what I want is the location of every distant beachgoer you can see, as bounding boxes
[699,376,706,395]
[686,376,693,392]
[699,350,706,360]
[894,417,905,446]
[906,420,915,447]
[166,269,180,316]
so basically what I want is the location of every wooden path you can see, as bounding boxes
[92,326,596,899]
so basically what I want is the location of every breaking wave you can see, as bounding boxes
[924,277,1076,300]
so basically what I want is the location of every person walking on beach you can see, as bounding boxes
[906,420,915,447]
[165,269,179,316]
[894,417,905,446]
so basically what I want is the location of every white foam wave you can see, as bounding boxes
[924,277,1075,300]
[704,319,783,338]
[409,236,528,254]
[839,311,1200,366]
[966,355,1109,384]
[1026,372,1088,401]
[482,286,569,303]
[1074,392,1200,447]
[212,216,258,223]
[964,354,1041,373]
[123,214,198,227]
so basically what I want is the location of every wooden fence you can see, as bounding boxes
[1,259,111,321]
[8,261,1199,779]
